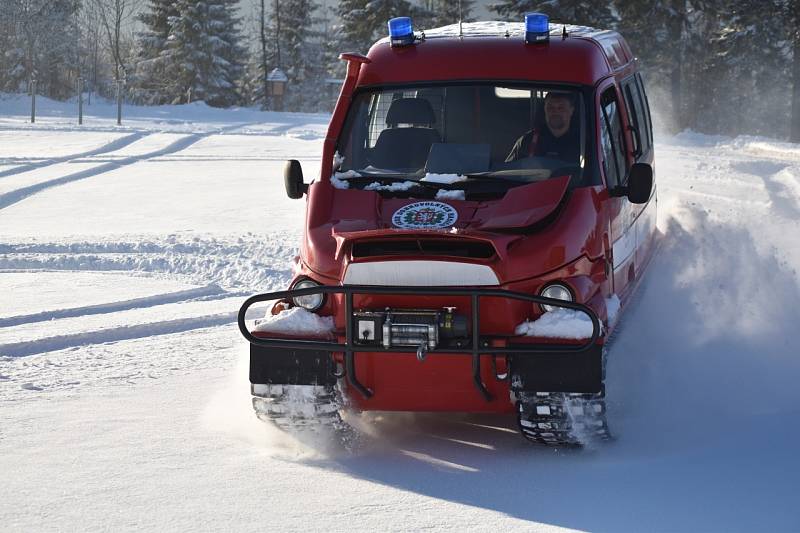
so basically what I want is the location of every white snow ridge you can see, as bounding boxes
[1,99,799,533]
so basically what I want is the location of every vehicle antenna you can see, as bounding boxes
[458,0,463,39]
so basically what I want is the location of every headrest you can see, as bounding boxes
[385,98,436,126]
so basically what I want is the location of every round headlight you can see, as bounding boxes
[291,279,324,311]
[540,283,573,312]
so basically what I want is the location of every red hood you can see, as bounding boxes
[328,175,570,232]
[302,175,605,283]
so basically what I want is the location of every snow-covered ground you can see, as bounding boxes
[1,96,799,532]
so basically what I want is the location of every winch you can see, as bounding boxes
[352,308,468,351]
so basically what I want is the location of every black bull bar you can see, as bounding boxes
[238,285,602,401]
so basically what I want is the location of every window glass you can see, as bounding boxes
[336,83,589,197]
[635,73,654,147]
[622,80,643,157]
[600,88,627,187]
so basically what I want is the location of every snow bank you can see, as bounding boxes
[0,92,329,135]
[729,135,800,159]
[421,173,466,184]
[4,113,800,532]
[515,309,595,340]
[253,307,334,335]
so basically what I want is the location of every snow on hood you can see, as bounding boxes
[421,173,467,184]
[365,181,418,192]
[435,189,466,201]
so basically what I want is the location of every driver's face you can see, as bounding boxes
[544,95,574,137]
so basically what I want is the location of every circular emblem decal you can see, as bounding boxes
[391,201,458,229]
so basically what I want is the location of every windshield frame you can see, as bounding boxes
[334,80,600,189]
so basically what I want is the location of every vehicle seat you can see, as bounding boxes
[371,98,441,170]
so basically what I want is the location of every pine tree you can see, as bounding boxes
[160,0,246,107]
[133,0,179,104]
[615,1,696,131]
[615,0,790,136]
[0,0,81,99]
[704,0,789,136]
[791,0,800,141]
[278,0,325,111]
[241,0,271,108]
[420,0,475,28]
[335,0,415,56]
[489,0,616,28]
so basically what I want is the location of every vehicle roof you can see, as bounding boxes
[358,21,634,88]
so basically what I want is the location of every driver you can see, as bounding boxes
[505,92,580,163]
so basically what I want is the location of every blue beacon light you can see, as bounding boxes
[388,17,414,47]
[525,13,550,44]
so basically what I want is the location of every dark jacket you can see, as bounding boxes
[505,126,580,163]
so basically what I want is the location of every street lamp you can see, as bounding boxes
[30,73,37,124]
[267,67,288,111]
[325,78,343,112]
[78,75,84,125]
[116,65,127,126]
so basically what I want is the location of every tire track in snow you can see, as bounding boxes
[0,134,205,209]
[0,131,146,178]
[0,284,228,328]
[0,121,263,210]
[0,305,265,358]
[731,160,800,218]
[0,236,298,292]
[0,312,238,357]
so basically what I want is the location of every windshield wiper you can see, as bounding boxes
[462,172,537,183]
[336,169,424,180]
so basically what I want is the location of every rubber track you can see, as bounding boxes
[516,348,612,447]
[251,384,354,444]
[517,389,611,446]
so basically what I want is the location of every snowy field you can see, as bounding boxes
[1,94,799,532]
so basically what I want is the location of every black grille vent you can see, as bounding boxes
[352,239,495,259]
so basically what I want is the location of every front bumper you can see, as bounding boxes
[238,285,604,402]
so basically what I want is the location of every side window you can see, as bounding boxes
[600,88,627,188]
[635,73,654,148]
[622,78,648,158]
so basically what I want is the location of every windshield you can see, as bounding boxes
[335,83,590,198]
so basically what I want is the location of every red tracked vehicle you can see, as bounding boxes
[238,15,657,446]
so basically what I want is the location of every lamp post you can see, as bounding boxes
[267,67,288,111]
[325,78,344,112]
[78,75,84,125]
[116,65,126,126]
[30,74,37,124]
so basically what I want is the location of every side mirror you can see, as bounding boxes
[284,160,307,199]
[626,162,653,204]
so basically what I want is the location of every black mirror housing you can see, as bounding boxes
[626,162,653,204]
[284,160,307,199]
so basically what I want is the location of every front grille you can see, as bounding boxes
[352,239,495,259]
